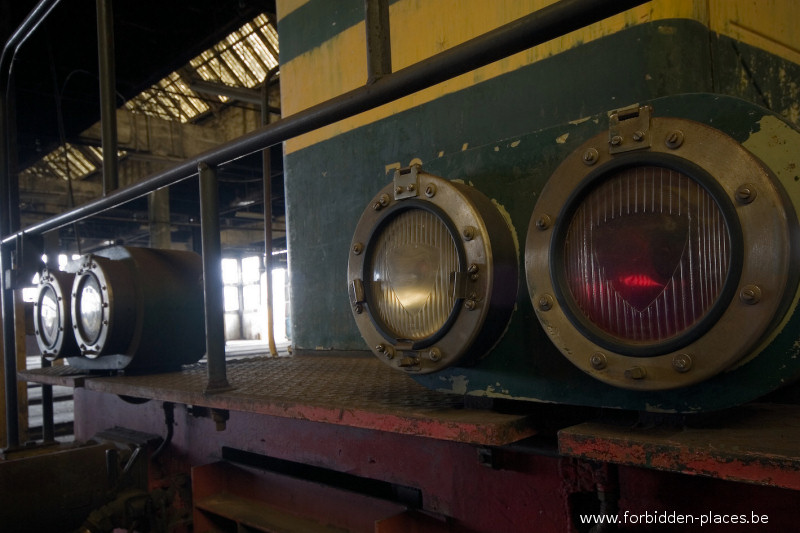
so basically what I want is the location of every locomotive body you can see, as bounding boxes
[280,1,800,411]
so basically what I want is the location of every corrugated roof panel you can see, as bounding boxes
[21,143,97,181]
[50,13,278,132]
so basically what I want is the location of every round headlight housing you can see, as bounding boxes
[71,254,136,358]
[349,167,518,373]
[526,113,798,390]
[34,269,78,360]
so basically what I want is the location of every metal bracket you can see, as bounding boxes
[608,104,652,154]
[393,165,420,200]
[350,278,366,304]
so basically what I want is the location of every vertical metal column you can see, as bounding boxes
[364,0,391,84]
[96,0,118,195]
[148,189,171,249]
[0,247,17,449]
[198,162,230,392]
[0,82,17,448]
[261,78,278,357]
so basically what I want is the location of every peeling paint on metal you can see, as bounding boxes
[439,374,469,395]
[740,115,800,358]
[490,198,519,257]
[555,133,569,144]
[568,116,593,126]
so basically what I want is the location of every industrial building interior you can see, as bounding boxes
[2,0,287,443]
[3,0,800,532]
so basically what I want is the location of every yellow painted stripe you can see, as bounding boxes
[276,0,310,20]
[709,1,800,66]
[279,0,798,154]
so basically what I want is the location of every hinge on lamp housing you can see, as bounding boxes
[350,278,366,305]
[393,165,420,200]
[608,104,652,154]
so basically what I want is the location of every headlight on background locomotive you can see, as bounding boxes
[68,246,206,371]
[526,107,800,390]
[71,252,136,358]
[34,269,79,360]
[349,166,518,373]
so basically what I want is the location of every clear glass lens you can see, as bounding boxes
[38,286,60,345]
[369,209,458,340]
[78,274,103,344]
[563,166,731,344]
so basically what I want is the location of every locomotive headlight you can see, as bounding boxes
[559,164,736,351]
[67,246,206,370]
[367,207,460,342]
[34,269,78,360]
[526,108,799,390]
[39,286,61,344]
[75,273,104,346]
[349,166,518,373]
[71,254,136,358]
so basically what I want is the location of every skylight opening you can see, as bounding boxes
[127,12,279,123]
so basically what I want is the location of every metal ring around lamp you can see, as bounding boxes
[525,116,800,390]
[348,167,518,374]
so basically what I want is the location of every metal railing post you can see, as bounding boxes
[96,0,119,194]
[262,76,278,357]
[198,162,230,392]
[364,0,391,84]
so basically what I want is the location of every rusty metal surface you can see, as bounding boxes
[19,364,90,387]
[558,403,800,490]
[22,355,537,445]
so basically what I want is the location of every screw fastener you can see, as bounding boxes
[373,193,390,210]
[535,215,552,231]
[462,226,476,241]
[582,148,599,166]
[672,353,693,373]
[352,243,363,255]
[739,284,762,305]
[665,130,684,149]
[590,352,607,370]
[429,347,442,362]
[424,184,437,197]
[610,135,623,146]
[632,130,645,142]
[538,294,554,311]
[735,184,757,204]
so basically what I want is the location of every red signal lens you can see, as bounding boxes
[562,166,731,346]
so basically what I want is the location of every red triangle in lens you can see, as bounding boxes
[593,212,689,311]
